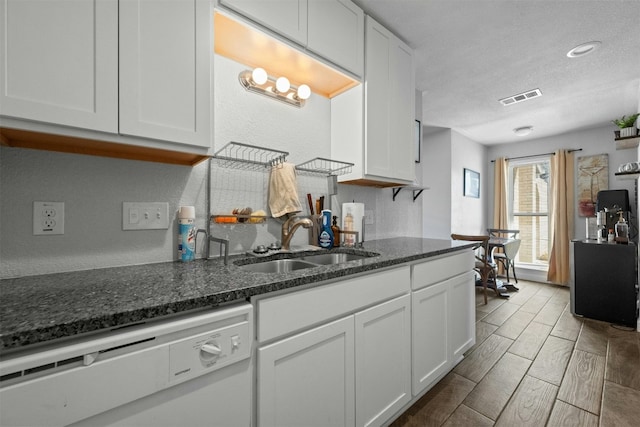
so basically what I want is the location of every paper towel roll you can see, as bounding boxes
[342,202,364,244]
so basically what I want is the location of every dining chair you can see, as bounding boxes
[487,228,521,284]
[451,234,497,305]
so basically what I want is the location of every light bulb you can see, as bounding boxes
[296,84,311,100]
[251,68,268,85]
[275,76,290,93]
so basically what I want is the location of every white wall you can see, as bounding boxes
[420,127,487,239]
[421,128,452,239]
[451,131,487,235]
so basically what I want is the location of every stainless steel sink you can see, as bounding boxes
[300,253,370,265]
[235,251,379,273]
[237,259,318,273]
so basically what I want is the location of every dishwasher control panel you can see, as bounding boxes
[168,317,251,384]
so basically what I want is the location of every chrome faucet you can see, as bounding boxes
[281,216,314,250]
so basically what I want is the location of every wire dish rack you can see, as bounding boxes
[212,141,289,170]
[296,157,354,176]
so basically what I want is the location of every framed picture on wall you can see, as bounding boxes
[415,120,421,163]
[464,168,480,198]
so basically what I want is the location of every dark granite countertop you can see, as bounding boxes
[0,237,474,352]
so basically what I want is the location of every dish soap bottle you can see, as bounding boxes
[318,210,334,248]
[331,216,341,247]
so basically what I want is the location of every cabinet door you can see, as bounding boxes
[364,17,415,182]
[448,271,476,363]
[364,17,392,179]
[0,0,118,132]
[389,38,415,182]
[220,0,307,45]
[258,316,355,427]
[355,294,411,427]
[307,0,363,77]
[119,0,211,148]
[412,280,449,395]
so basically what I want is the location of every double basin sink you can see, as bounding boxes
[235,251,379,273]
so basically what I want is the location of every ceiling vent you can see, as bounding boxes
[499,88,542,106]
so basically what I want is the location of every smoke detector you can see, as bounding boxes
[499,89,542,106]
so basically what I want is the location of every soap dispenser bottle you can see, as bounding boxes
[318,210,334,248]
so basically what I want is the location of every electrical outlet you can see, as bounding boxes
[364,210,374,225]
[33,201,65,235]
[123,202,170,230]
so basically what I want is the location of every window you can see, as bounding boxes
[508,158,551,267]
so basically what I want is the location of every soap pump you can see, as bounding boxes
[318,210,334,248]
[331,216,341,247]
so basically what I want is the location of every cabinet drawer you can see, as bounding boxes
[257,266,410,342]
[412,251,474,291]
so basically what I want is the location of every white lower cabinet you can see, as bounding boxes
[258,316,356,427]
[411,251,476,396]
[412,280,450,395]
[355,294,411,427]
[255,267,411,427]
[255,251,475,426]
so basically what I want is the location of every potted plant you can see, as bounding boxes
[611,113,639,138]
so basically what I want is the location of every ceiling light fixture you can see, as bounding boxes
[566,41,601,58]
[514,126,533,136]
[239,69,311,107]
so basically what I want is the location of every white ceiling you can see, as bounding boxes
[352,0,640,145]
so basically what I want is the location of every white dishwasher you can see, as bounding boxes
[0,302,253,427]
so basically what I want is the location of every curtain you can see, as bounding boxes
[492,157,509,275]
[547,149,575,285]
[493,157,509,230]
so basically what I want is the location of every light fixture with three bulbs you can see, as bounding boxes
[239,67,311,108]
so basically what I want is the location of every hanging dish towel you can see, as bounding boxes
[268,162,302,218]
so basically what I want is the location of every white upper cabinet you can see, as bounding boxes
[220,0,308,45]
[219,0,364,78]
[331,16,415,186]
[0,0,211,160]
[119,0,211,148]
[365,17,415,182]
[307,0,363,77]
[0,0,118,133]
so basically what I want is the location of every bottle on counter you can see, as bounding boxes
[615,212,629,242]
[178,206,197,261]
[318,210,334,249]
[607,228,615,243]
[331,216,341,247]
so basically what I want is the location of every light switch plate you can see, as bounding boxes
[123,202,170,230]
[33,201,65,235]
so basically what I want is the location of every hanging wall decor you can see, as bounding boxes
[463,168,480,198]
[577,154,608,217]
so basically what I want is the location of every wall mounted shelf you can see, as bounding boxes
[614,136,639,150]
[212,141,288,170]
[296,158,354,176]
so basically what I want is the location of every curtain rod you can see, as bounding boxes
[490,148,582,163]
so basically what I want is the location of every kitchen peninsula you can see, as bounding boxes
[1,237,476,427]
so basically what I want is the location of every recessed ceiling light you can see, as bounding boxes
[514,126,533,136]
[567,41,601,58]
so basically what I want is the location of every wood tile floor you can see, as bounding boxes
[391,280,640,427]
